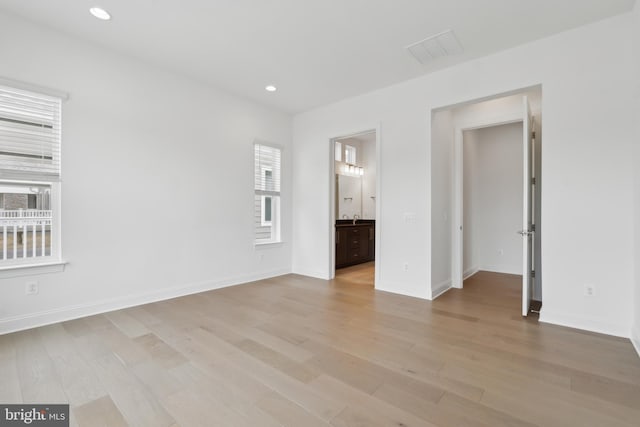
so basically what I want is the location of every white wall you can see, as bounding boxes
[632,0,640,355]
[463,123,523,276]
[430,110,453,295]
[452,93,540,128]
[0,12,292,333]
[293,12,635,336]
[462,129,479,276]
[361,138,377,219]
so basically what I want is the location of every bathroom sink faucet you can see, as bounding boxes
[353,214,360,224]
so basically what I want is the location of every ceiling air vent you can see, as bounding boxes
[406,29,463,65]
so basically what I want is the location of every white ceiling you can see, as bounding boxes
[0,0,634,113]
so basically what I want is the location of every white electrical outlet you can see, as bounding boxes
[26,281,39,295]
[403,262,409,272]
[403,212,417,223]
[584,284,595,297]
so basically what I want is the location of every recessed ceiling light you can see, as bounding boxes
[265,85,277,92]
[89,7,111,21]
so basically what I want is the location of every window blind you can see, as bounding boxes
[0,84,62,181]
[254,143,281,196]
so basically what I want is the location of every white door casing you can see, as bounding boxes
[520,96,534,316]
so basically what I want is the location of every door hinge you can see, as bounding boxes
[532,131,536,139]
[531,177,536,185]
[531,224,536,232]
[531,270,536,278]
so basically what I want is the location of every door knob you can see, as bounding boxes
[517,230,533,236]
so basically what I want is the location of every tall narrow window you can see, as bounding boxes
[254,143,281,244]
[0,83,62,265]
[345,144,356,164]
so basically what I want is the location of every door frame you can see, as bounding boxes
[451,113,523,288]
[328,124,381,287]
[521,96,533,316]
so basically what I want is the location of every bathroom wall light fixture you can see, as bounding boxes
[338,161,364,177]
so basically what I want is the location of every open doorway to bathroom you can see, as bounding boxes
[330,130,379,287]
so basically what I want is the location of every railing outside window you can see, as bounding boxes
[0,210,52,260]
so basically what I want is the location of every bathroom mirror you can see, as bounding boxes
[337,175,362,219]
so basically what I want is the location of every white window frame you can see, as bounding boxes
[0,79,66,274]
[254,142,282,245]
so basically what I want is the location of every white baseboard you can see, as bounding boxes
[539,309,629,339]
[479,264,521,275]
[291,266,329,280]
[0,268,291,335]
[375,280,430,300]
[431,279,452,299]
[463,267,479,280]
[632,325,640,359]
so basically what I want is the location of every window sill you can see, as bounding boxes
[0,260,67,279]
[254,241,284,249]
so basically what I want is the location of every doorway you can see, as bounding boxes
[329,129,380,287]
[431,88,542,315]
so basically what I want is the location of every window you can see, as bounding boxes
[0,83,62,266]
[261,195,272,226]
[345,144,356,164]
[254,143,281,244]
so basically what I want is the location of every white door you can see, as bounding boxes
[520,96,534,316]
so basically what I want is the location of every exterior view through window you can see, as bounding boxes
[254,143,281,244]
[0,83,61,264]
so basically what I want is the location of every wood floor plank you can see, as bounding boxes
[255,391,331,427]
[231,322,315,363]
[437,392,537,427]
[98,326,151,367]
[73,395,128,427]
[570,370,640,409]
[133,333,187,369]
[441,357,640,427]
[184,328,346,422]
[13,330,68,403]
[330,405,388,427]
[235,338,320,383]
[162,387,250,427]
[105,310,151,338]
[0,334,22,403]
[50,351,107,407]
[166,363,282,427]
[373,384,489,427]
[309,374,438,427]
[130,359,186,400]
[89,353,175,427]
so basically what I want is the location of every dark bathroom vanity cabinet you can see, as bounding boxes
[335,220,375,268]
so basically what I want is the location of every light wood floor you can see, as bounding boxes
[1,268,639,426]
[334,261,375,287]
